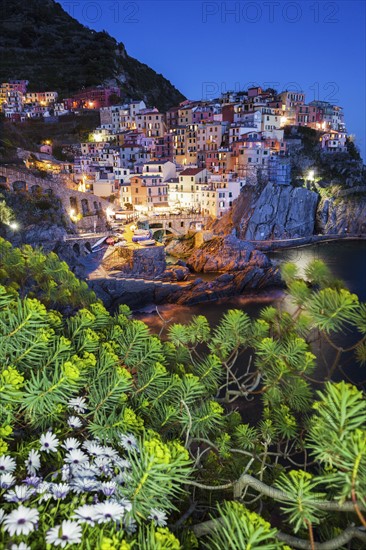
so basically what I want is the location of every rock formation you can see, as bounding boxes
[317,196,366,235]
[243,183,318,240]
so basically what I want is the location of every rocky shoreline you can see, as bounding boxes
[56,231,366,310]
[245,234,366,251]
[86,234,281,309]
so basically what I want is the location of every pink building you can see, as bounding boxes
[204,149,234,173]
[295,104,324,129]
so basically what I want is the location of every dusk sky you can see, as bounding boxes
[59,0,366,159]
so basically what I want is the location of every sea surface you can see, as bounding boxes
[134,241,366,385]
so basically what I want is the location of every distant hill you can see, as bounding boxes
[0,0,185,111]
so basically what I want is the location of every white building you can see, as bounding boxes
[143,160,177,182]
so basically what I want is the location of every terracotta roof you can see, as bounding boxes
[179,168,204,176]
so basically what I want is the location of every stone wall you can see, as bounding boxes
[0,166,113,231]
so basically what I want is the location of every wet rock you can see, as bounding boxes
[162,265,190,281]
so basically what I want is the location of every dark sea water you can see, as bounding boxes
[135,241,366,386]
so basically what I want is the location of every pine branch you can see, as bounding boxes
[232,474,366,512]
[193,520,366,549]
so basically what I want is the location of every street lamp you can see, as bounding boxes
[307,170,315,182]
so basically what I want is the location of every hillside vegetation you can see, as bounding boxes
[0,0,185,111]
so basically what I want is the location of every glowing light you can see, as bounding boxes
[70,209,75,217]
[280,116,288,126]
[307,170,315,181]
[93,133,103,142]
[9,222,18,230]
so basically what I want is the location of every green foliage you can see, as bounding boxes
[209,309,252,361]
[280,262,299,285]
[1,256,366,549]
[0,193,14,225]
[307,288,359,333]
[0,238,96,310]
[202,502,287,549]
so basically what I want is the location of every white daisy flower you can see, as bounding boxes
[37,481,53,503]
[0,508,5,523]
[82,439,102,451]
[82,441,105,457]
[51,483,70,499]
[116,497,132,512]
[61,464,72,482]
[4,485,36,503]
[64,449,88,465]
[40,431,59,453]
[72,504,97,526]
[71,462,98,479]
[0,473,16,489]
[101,446,120,460]
[67,416,83,429]
[149,508,168,527]
[71,477,99,493]
[26,449,41,475]
[3,505,39,536]
[119,434,138,451]
[93,501,126,523]
[39,492,53,503]
[100,480,116,497]
[62,438,81,452]
[46,520,82,548]
[0,455,16,474]
[10,543,31,550]
[68,396,87,414]
[94,456,113,476]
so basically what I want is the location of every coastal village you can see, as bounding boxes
[0,80,348,227]
[1,3,366,549]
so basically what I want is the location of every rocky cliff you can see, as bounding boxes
[243,183,318,240]
[213,181,366,241]
[317,195,366,235]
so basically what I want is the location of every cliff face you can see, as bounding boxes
[239,183,318,240]
[317,196,366,235]
[0,0,185,111]
[214,182,366,241]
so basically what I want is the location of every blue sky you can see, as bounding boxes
[59,0,366,159]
